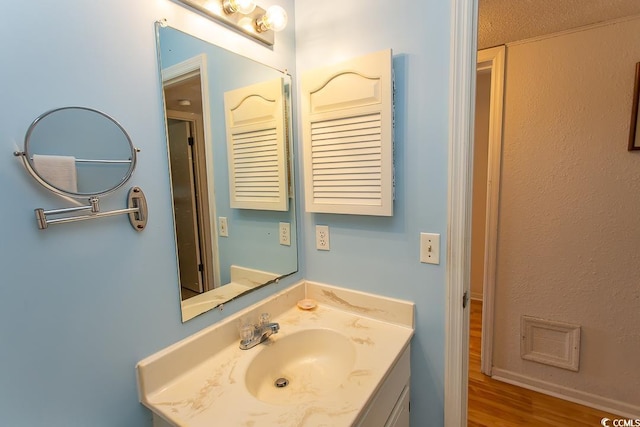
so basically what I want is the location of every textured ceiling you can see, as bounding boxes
[164,76,203,115]
[478,0,640,49]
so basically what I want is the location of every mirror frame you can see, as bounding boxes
[22,106,137,198]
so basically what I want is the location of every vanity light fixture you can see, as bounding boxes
[255,5,287,33]
[175,0,287,46]
[222,0,256,14]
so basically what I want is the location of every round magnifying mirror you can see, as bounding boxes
[23,107,137,198]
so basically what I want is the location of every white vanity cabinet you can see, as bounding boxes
[355,345,411,427]
[151,414,173,427]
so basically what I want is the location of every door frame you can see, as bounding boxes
[476,45,505,376]
[445,0,478,425]
[444,0,477,425]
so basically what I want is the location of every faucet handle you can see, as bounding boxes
[259,313,271,326]
[240,324,254,341]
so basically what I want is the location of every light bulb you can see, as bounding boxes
[222,0,256,14]
[238,16,256,33]
[256,5,287,32]
[265,5,287,31]
[204,0,222,13]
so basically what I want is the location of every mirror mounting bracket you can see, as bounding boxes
[33,186,148,231]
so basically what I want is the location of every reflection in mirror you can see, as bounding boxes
[156,24,297,322]
[224,77,290,212]
[23,107,136,197]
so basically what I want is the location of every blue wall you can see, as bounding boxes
[158,26,298,284]
[294,0,452,425]
[0,0,454,425]
[0,1,299,426]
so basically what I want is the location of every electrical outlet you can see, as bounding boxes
[219,217,228,237]
[279,222,290,246]
[420,232,440,264]
[316,225,330,250]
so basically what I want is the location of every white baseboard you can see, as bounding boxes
[491,368,640,420]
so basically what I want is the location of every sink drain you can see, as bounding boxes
[274,377,289,388]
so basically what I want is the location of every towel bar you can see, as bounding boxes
[15,151,133,164]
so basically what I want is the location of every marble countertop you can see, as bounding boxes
[137,280,414,427]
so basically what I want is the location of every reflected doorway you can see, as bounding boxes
[164,71,220,299]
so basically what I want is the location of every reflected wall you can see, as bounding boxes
[157,25,298,318]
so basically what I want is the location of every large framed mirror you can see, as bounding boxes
[155,24,297,322]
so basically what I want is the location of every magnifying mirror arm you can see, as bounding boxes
[33,187,148,232]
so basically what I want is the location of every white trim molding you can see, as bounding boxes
[476,45,505,376]
[445,0,478,425]
[492,368,640,420]
[506,13,640,48]
[470,292,483,301]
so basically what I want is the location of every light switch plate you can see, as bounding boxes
[420,232,440,264]
[219,217,228,237]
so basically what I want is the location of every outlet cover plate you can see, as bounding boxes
[316,225,330,250]
[279,222,291,246]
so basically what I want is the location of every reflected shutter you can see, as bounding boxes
[224,77,288,211]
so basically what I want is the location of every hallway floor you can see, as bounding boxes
[467,300,622,426]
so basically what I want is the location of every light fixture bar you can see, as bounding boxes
[176,0,275,46]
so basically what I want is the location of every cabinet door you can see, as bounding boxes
[385,385,410,427]
[224,77,289,211]
[355,346,410,426]
[301,49,394,216]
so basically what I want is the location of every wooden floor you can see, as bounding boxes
[467,300,620,426]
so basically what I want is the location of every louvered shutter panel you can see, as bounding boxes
[301,49,394,216]
[224,77,288,211]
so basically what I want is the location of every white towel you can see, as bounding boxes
[32,154,78,193]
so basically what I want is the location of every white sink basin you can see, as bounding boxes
[245,329,356,404]
[136,280,414,427]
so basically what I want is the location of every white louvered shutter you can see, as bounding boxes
[224,77,288,211]
[301,49,394,216]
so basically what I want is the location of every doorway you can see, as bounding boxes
[165,112,215,297]
[445,1,638,425]
[471,46,505,375]
[162,58,221,299]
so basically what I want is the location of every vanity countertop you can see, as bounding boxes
[137,280,414,426]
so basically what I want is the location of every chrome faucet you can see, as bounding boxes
[239,313,280,350]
